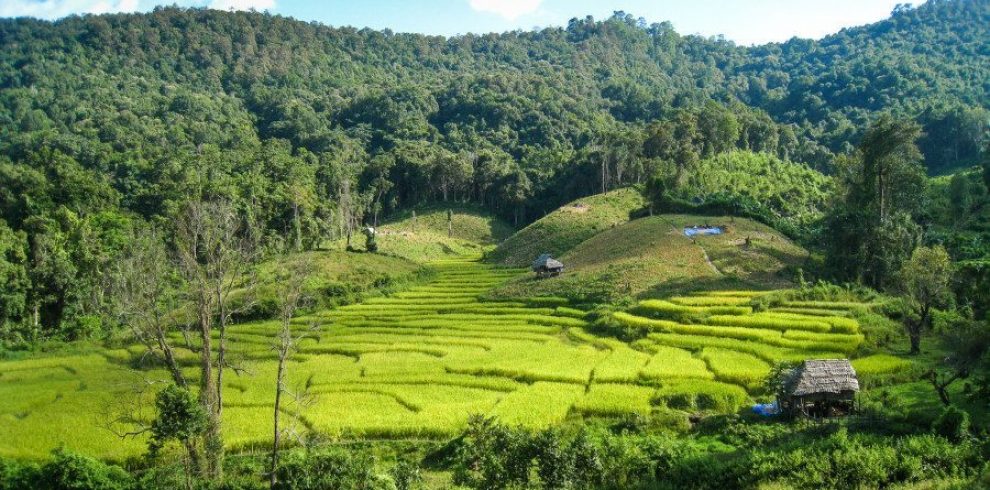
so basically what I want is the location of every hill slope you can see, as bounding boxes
[491,214,808,303]
[489,188,646,267]
[358,204,515,262]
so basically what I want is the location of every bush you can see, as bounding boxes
[273,448,386,490]
[389,459,422,490]
[38,448,133,490]
[932,405,971,442]
[452,415,535,489]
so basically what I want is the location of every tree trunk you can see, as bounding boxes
[909,332,921,355]
[197,297,222,479]
[292,201,302,252]
[212,284,227,481]
[270,352,286,489]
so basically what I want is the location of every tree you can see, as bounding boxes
[642,172,668,216]
[948,173,974,226]
[433,150,473,202]
[0,220,29,339]
[929,313,990,406]
[174,199,258,480]
[857,115,925,223]
[825,117,927,288]
[898,245,953,354]
[148,384,208,478]
[112,225,206,478]
[112,226,186,387]
[982,143,990,192]
[269,261,315,489]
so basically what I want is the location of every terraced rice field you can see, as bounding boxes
[0,262,883,461]
[615,290,872,391]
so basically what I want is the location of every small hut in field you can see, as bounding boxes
[780,359,859,418]
[532,253,564,278]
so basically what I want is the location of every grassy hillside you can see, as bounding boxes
[491,214,808,303]
[488,188,646,267]
[240,250,427,318]
[343,204,515,263]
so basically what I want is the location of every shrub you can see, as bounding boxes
[389,459,422,490]
[273,448,384,490]
[533,429,575,489]
[37,448,133,490]
[932,405,971,442]
[453,415,535,489]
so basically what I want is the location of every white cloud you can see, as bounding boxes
[468,0,542,21]
[0,0,139,19]
[209,0,275,12]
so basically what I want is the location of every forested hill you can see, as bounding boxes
[1,0,988,223]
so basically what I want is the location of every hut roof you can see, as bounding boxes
[785,359,859,397]
[532,253,564,271]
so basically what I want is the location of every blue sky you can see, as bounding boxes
[1,0,910,46]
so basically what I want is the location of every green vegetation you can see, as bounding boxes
[491,211,807,303]
[360,205,515,262]
[1,2,990,488]
[683,151,834,229]
[488,189,646,267]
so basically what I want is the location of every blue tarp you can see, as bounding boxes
[684,226,723,237]
[752,402,779,417]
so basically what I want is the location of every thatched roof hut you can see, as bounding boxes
[532,253,564,278]
[780,359,859,417]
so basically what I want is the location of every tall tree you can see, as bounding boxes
[898,245,953,354]
[825,117,927,288]
[0,220,28,343]
[174,199,258,480]
[268,260,313,489]
[857,115,926,223]
[112,225,204,476]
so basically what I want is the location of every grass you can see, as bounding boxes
[492,382,586,428]
[698,348,771,390]
[636,300,752,318]
[705,313,834,333]
[654,379,749,413]
[592,344,652,383]
[489,207,808,303]
[489,188,646,267]
[337,205,514,263]
[639,345,714,381]
[573,383,656,416]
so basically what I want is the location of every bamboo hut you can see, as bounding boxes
[532,253,564,278]
[780,359,859,418]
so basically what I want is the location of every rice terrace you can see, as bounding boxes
[2,1,990,488]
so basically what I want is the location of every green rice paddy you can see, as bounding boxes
[0,259,898,461]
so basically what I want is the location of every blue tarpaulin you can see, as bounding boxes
[684,226,723,237]
[752,402,779,417]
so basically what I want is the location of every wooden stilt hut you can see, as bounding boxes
[532,253,564,278]
[780,359,859,418]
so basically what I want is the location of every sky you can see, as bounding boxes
[0,0,911,46]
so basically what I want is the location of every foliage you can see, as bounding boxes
[272,448,386,490]
[147,384,208,459]
[824,116,928,290]
[932,405,971,442]
[898,245,954,353]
